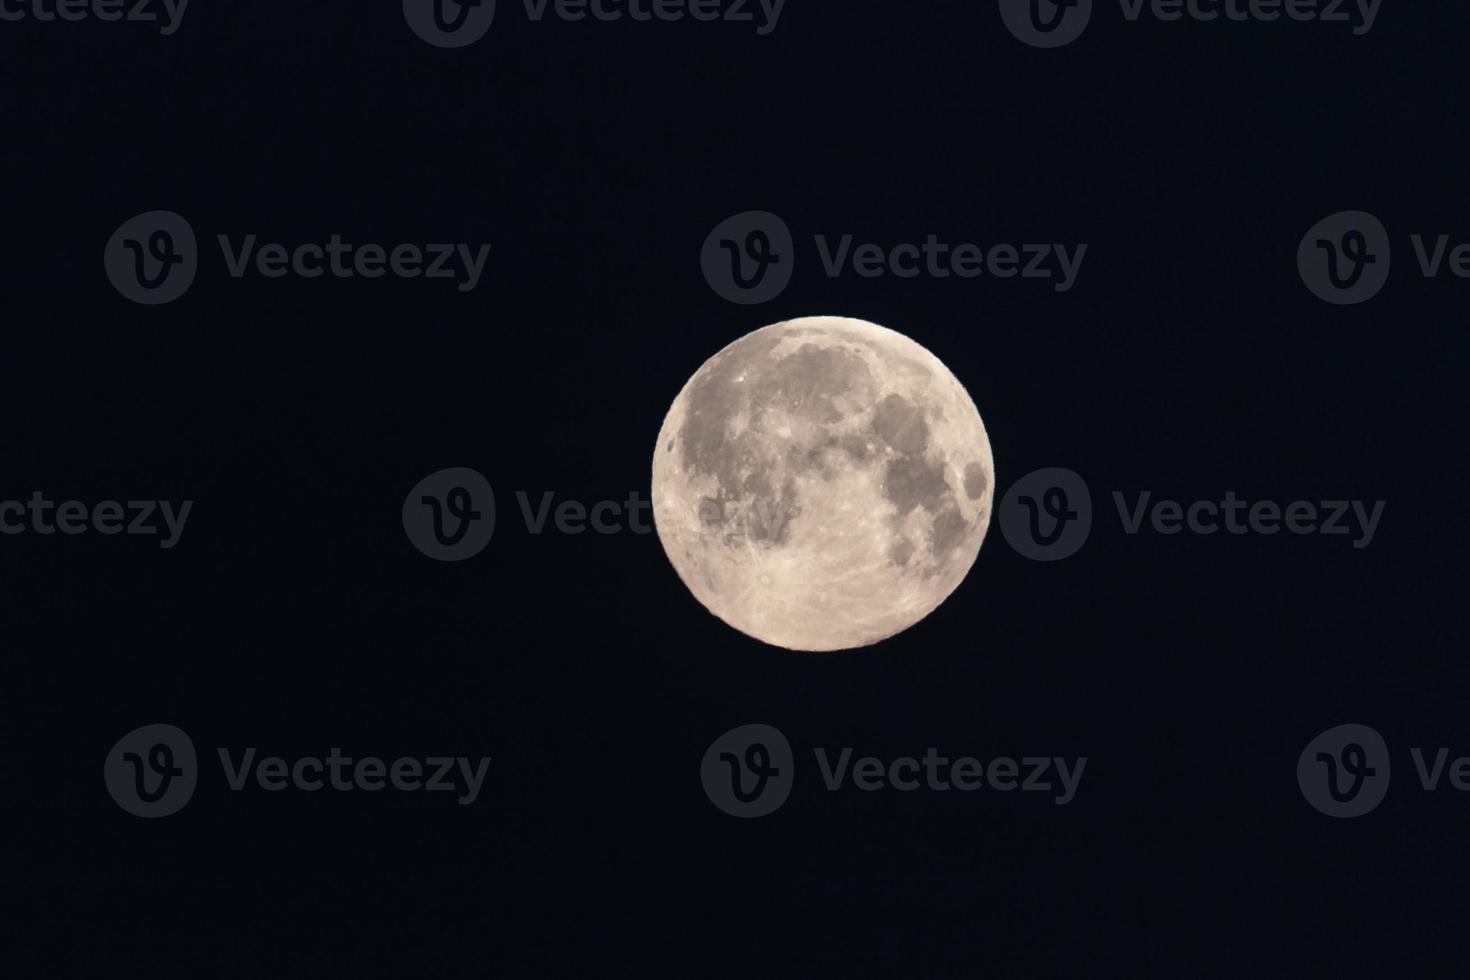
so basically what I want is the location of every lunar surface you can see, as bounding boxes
[652,316,995,651]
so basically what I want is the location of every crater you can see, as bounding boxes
[678,331,782,482]
[930,504,968,559]
[963,462,989,500]
[871,393,928,455]
[752,343,874,425]
[883,455,949,516]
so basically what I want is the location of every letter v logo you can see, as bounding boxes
[403,0,496,47]
[999,0,1092,48]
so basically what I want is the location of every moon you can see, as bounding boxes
[652,315,995,652]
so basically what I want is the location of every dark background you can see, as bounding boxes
[5,1,1468,975]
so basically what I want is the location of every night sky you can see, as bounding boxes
[6,1,1469,975]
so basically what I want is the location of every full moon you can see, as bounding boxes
[652,316,995,652]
